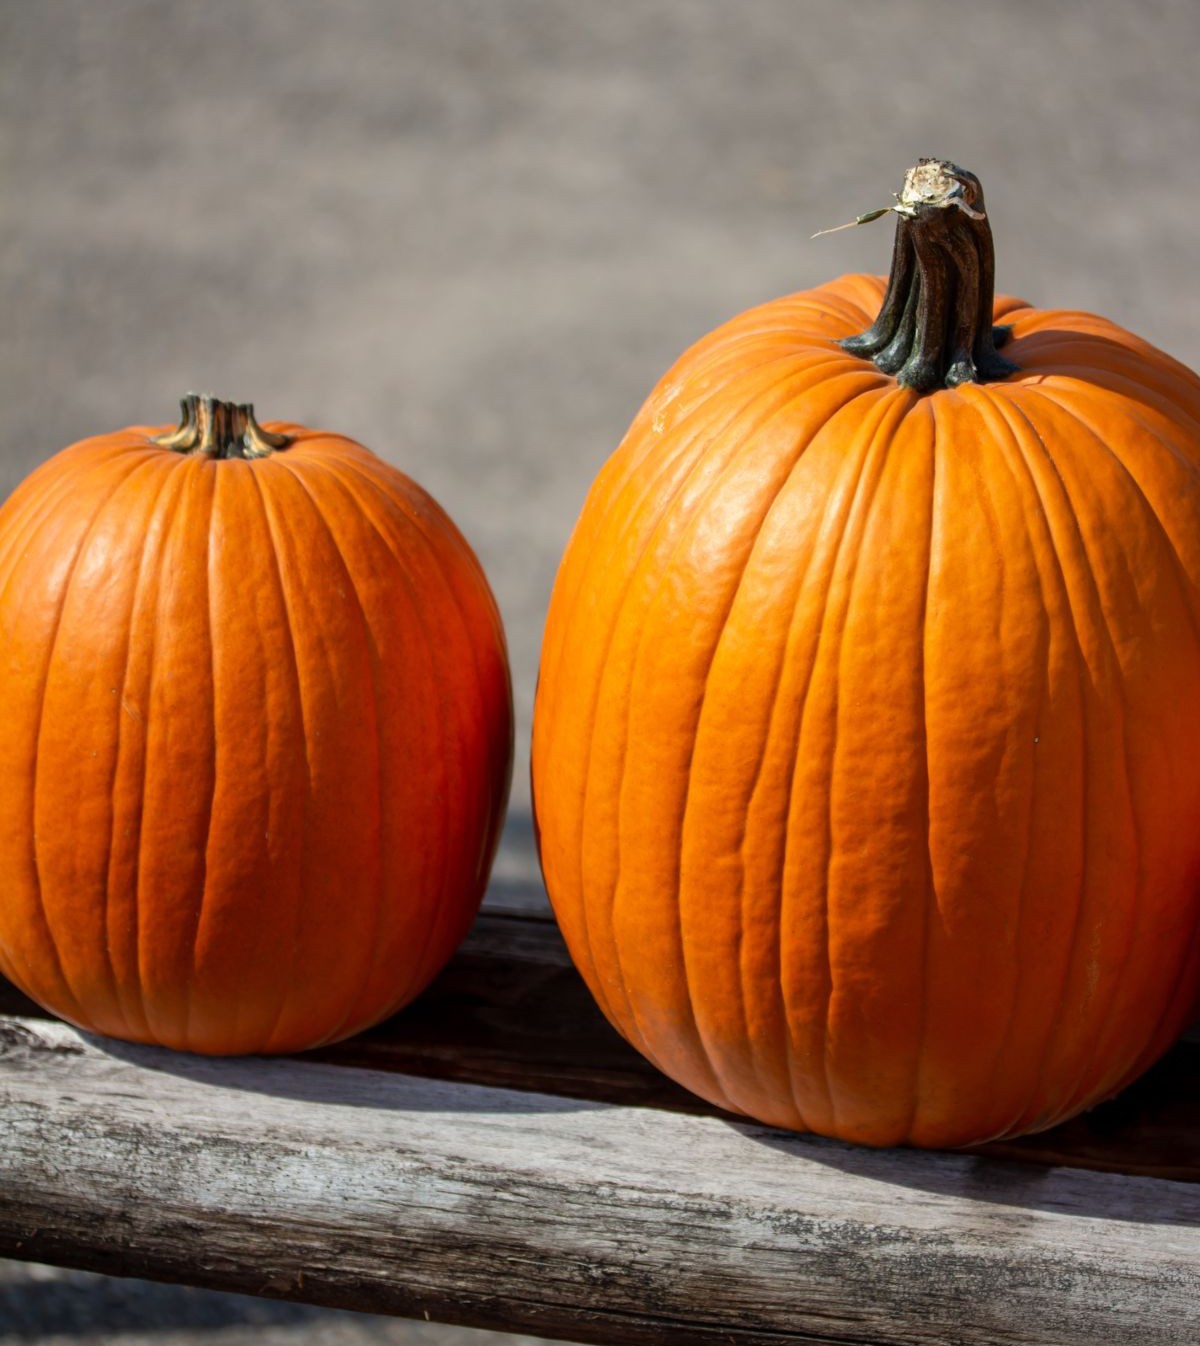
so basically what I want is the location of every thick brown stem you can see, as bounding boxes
[840,160,1019,393]
[154,393,291,460]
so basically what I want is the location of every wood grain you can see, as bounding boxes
[4,1013,1200,1346]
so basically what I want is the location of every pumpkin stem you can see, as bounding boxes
[153,393,292,460]
[840,160,1019,393]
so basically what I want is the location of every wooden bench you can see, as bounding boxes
[3,883,1200,1346]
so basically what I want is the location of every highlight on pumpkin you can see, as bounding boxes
[531,160,1200,1149]
[0,395,514,1055]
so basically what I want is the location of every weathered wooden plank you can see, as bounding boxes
[0,912,700,1114]
[306,910,711,1114]
[3,1016,1200,1346]
[3,909,1200,1180]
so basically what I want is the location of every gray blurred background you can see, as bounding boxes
[3,1,1200,1342]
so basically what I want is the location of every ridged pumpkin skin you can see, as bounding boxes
[532,271,1200,1148]
[0,417,513,1054]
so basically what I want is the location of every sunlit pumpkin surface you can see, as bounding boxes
[0,416,513,1054]
[533,272,1200,1147]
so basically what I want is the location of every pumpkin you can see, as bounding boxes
[0,393,513,1055]
[531,160,1200,1148]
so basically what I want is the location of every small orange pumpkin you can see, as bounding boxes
[532,161,1200,1147]
[0,394,513,1054]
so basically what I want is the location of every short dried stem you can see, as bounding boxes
[154,393,291,459]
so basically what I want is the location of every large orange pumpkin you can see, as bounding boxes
[0,393,512,1054]
[532,161,1200,1147]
